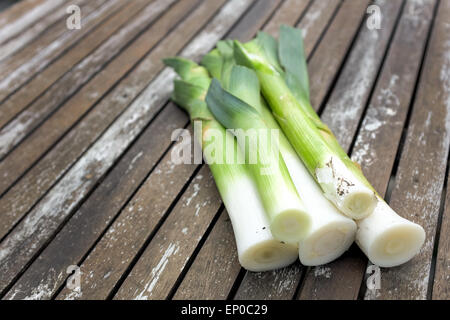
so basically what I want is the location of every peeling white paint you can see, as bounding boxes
[0,0,117,97]
[0,0,174,158]
[300,0,326,38]
[314,266,332,278]
[134,242,179,300]
[0,0,66,44]
[0,0,252,289]
[0,0,87,61]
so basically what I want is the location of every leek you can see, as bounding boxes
[164,57,298,271]
[205,79,311,243]
[356,201,425,267]
[232,25,425,266]
[203,47,356,265]
[233,25,377,220]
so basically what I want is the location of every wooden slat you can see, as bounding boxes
[321,0,403,149]
[0,0,66,45]
[172,0,318,300]
[55,0,282,301]
[297,0,341,56]
[0,0,161,162]
[364,0,449,299]
[433,170,449,299]
[172,210,241,300]
[0,0,182,235]
[235,265,303,300]
[1,0,446,301]
[226,0,282,41]
[308,0,370,108]
[0,0,253,298]
[0,0,172,198]
[262,0,311,37]
[234,0,371,300]
[0,0,46,30]
[298,0,437,300]
[68,164,219,300]
[0,0,117,104]
[0,0,177,201]
[0,0,226,243]
[110,0,288,301]
[3,0,228,300]
[0,0,144,133]
[0,0,79,61]
[3,104,193,300]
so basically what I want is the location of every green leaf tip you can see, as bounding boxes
[172,79,212,121]
[163,57,210,88]
[205,78,263,131]
[200,49,222,79]
[278,24,310,101]
[228,65,261,111]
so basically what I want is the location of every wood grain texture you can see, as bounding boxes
[172,210,241,300]
[0,0,228,244]
[59,0,283,300]
[432,170,450,299]
[0,0,115,104]
[234,0,371,300]
[0,0,76,61]
[0,0,447,300]
[321,0,404,149]
[226,0,282,41]
[0,0,47,31]
[3,103,188,300]
[0,0,150,133]
[171,0,314,300]
[54,125,200,300]
[235,264,303,300]
[263,0,311,37]
[0,0,185,201]
[0,0,162,162]
[364,0,449,299]
[297,0,341,57]
[308,0,370,108]
[299,0,436,300]
[0,0,66,45]
[111,166,221,300]
[0,0,253,298]
[0,0,187,237]
[2,0,226,299]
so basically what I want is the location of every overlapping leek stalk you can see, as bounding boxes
[203,45,356,265]
[164,57,298,271]
[232,26,378,220]
[231,25,425,266]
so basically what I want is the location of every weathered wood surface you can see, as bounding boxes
[0,0,66,46]
[235,0,371,299]
[0,0,166,161]
[0,0,70,61]
[299,0,436,300]
[0,0,448,300]
[0,0,117,104]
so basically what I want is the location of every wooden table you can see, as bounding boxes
[0,0,448,300]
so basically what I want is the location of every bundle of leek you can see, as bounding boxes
[231,25,425,267]
[202,42,356,266]
[163,57,298,271]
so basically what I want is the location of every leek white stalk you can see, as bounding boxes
[356,198,425,267]
[164,57,298,271]
[204,56,356,265]
[233,26,377,220]
[206,79,311,243]
[266,109,356,266]
[231,25,425,266]
[203,44,311,243]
